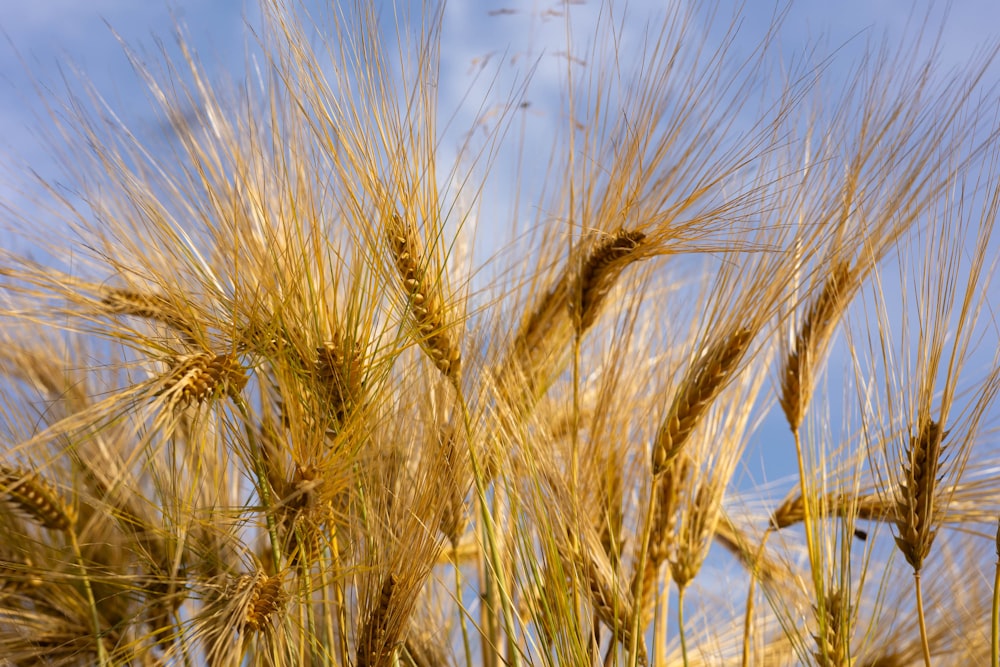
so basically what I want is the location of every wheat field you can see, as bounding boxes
[0,1,999,665]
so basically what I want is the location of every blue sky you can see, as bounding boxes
[2,1,999,485]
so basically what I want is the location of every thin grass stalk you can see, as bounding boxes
[993,517,1000,667]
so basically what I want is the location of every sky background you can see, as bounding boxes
[2,0,1000,606]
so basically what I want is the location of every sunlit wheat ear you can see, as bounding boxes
[0,465,75,531]
[813,588,853,667]
[506,227,649,400]
[435,426,467,547]
[385,212,461,382]
[100,287,199,342]
[156,352,248,408]
[651,327,753,476]
[401,627,450,667]
[893,418,946,571]
[357,572,399,667]
[714,514,786,584]
[572,229,648,331]
[780,261,853,432]
[242,571,287,634]
[670,481,720,590]
[769,492,872,540]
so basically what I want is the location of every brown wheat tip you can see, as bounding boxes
[780,261,852,432]
[243,572,287,633]
[357,572,399,667]
[572,229,647,331]
[385,212,462,382]
[0,464,75,531]
[893,418,946,571]
[651,326,753,476]
[158,352,248,407]
[813,588,852,667]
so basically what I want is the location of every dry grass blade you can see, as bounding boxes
[0,465,75,531]
[893,418,946,571]
[779,261,853,432]
[651,326,753,476]
[385,212,462,382]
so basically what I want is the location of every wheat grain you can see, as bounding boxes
[651,327,753,476]
[572,229,647,331]
[893,418,946,572]
[243,572,286,633]
[0,465,75,531]
[779,261,852,432]
[633,454,689,625]
[157,352,248,407]
[385,212,462,382]
[813,588,853,667]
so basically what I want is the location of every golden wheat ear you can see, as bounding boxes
[385,212,462,382]
[0,465,75,532]
[651,326,753,476]
[779,261,853,432]
[357,572,399,667]
[571,229,648,331]
[893,418,946,572]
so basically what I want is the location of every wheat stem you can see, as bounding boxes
[993,517,1000,667]
[914,571,931,667]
